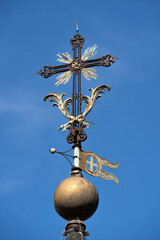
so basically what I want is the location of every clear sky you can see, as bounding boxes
[0,0,160,239]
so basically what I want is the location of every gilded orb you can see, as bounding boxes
[54,170,99,221]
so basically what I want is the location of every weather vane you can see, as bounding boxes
[38,23,119,239]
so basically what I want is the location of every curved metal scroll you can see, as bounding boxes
[82,84,111,117]
[44,93,72,119]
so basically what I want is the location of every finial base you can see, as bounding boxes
[62,219,89,238]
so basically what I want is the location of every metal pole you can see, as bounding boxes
[74,146,80,167]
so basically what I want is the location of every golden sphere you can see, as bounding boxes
[54,175,99,221]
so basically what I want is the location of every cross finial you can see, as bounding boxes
[75,21,79,33]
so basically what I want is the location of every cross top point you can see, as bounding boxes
[75,21,79,33]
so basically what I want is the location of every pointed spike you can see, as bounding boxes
[37,70,42,76]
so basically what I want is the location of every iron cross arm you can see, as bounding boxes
[37,63,70,79]
[83,54,118,69]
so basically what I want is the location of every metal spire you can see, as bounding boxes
[38,26,120,239]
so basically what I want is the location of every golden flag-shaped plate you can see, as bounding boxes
[80,150,120,185]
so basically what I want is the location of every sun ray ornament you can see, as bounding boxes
[55,44,99,85]
[81,44,98,61]
[38,23,119,239]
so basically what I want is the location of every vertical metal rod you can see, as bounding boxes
[78,45,81,58]
[73,46,76,59]
[70,31,84,146]
[72,47,76,117]
[72,73,75,116]
[77,71,80,116]
[78,71,81,114]
[74,73,76,117]
[78,45,82,115]
[73,39,80,147]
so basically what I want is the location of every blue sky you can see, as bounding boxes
[0,0,160,239]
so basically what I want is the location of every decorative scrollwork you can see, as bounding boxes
[70,33,85,49]
[44,93,72,119]
[66,133,75,144]
[100,54,118,67]
[82,84,111,117]
[44,84,110,133]
[78,131,87,142]
[66,128,87,144]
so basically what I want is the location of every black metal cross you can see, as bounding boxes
[38,27,118,146]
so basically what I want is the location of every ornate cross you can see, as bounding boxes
[38,25,118,146]
[39,24,120,184]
